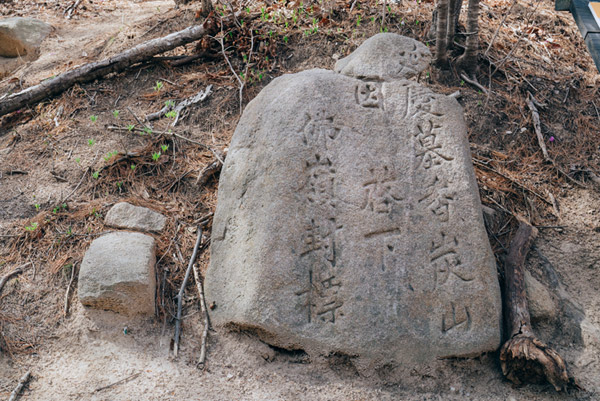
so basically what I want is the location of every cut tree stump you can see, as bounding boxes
[0,16,219,118]
[499,220,574,391]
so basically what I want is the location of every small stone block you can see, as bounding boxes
[78,232,156,316]
[104,202,166,233]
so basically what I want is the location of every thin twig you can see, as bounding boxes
[94,372,141,393]
[174,227,203,357]
[192,261,209,366]
[8,371,31,401]
[64,262,78,317]
[526,92,549,161]
[0,264,30,295]
[215,24,253,115]
[106,125,223,163]
[460,73,489,95]
[484,0,518,57]
[473,159,552,205]
[64,0,82,19]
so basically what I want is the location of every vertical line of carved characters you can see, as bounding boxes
[362,163,404,214]
[300,110,342,150]
[441,302,472,333]
[305,154,336,207]
[430,231,475,289]
[418,174,455,223]
[413,120,454,170]
[355,82,384,109]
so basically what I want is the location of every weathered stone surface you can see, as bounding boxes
[0,17,52,58]
[79,232,156,316]
[206,35,501,365]
[525,271,557,322]
[0,17,52,77]
[104,202,166,233]
[334,33,431,81]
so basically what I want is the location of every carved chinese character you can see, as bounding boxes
[362,164,404,214]
[355,82,383,108]
[301,110,342,149]
[430,231,475,288]
[419,174,455,222]
[414,120,453,169]
[442,302,471,333]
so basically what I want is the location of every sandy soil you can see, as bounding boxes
[1,0,600,400]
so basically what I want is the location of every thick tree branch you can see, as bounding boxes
[0,17,219,118]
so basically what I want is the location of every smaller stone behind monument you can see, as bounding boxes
[104,202,166,233]
[78,232,156,316]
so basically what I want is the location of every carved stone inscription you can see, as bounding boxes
[206,60,501,365]
[295,112,344,323]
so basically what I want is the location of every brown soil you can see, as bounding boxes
[1,0,600,399]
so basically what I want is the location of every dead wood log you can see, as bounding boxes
[8,371,31,401]
[0,17,219,118]
[173,227,203,357]
[499,220,572,391]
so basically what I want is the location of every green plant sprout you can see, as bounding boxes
[165,100,175,108]
[75,157,81,164]
[283,35,289,44]
[89,115,98,123]
[92,171,100,179]
[161,144,169,152]
[165,110,177,119]
[127,124,135,132]
[112,110,120,119]
[25,222,38,231]
[356,15,362,26]
[152,152,161,161]
[88,138,95,147]
[154,81,163,92]
[131,164,136,170]
[103,150,118,161]
[34,204,40,211]
[143,127,153,135]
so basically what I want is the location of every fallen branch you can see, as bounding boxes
[173,227,203,357]
[8,371,31,401]
[94,372,141,393]
[0,16,220,117]
[64,0,82,19]
[460,73,489,95]
[499,220,572,391]
[146,85,213,126]
[0,265,28,295]
[526,92,550,161]
[192,260,209,366]
[196,155,225,187]
[64,262,78,317]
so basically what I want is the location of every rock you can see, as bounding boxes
[205,34,501,365]
[78,232,156,316]
[104,202,166,233]
[334,33,431,81]
[524,270,557,322]
[0,17,52,77]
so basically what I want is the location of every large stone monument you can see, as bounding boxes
[205,34,502,364]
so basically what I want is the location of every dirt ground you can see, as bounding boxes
[1,0,600,399]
